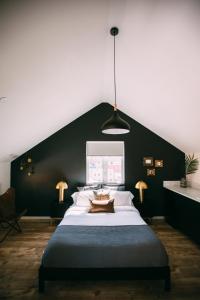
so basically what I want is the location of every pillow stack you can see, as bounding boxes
[89,191,114,213]
[77,184,101,191]
[71,190,134,207]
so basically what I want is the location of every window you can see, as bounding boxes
[86,141,124,184]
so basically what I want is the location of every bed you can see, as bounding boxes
[39,190,170,292]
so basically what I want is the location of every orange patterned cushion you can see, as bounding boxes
[93,191,110,200]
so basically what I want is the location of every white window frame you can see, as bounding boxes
[86,141,125,185]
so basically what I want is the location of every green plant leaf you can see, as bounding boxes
[185,154,199,175]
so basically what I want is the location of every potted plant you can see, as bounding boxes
[186,153,199,174]
[182,154,199,187]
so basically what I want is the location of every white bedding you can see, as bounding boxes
[59,205,146,226]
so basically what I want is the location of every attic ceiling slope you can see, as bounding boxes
[0,0,107,162]
[1,0,200,162]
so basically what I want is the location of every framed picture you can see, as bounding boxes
[147,168,155,176]
[143,157,153,167]
[155,160,163,167]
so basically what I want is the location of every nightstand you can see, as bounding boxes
[50,201,68,225]
[134,199,153,224]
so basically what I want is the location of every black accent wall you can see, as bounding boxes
[11,102,185,216]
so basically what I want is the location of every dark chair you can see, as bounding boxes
[0,188,27,242]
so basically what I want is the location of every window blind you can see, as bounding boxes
[86,141,124,156]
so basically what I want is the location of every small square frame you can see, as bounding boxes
[143,157,153,167]
[155,160,163,168]
[147,168,155,176]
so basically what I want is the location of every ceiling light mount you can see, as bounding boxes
[110,27,119,36]
[101,27,130,135]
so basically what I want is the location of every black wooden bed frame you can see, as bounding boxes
[38,265,171,292]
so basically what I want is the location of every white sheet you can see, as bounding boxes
[59,205,146,226]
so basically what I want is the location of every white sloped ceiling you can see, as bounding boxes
[0,0,200,162]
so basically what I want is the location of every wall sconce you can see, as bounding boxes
[56,181,68,202]
[20,156,34,176]
[135,181,148,203]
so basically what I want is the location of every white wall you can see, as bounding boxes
[0,162,10,194]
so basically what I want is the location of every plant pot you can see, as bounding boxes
[180,178,187,188]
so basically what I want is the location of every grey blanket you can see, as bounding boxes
[42,225,168,268]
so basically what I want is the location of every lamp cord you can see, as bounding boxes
[114,34,117,111]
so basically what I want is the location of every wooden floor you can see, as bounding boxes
[0,220,200,300]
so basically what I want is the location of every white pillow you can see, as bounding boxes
[107,190,134,206]
[91,199,113,205]
[71,190,134,207]
[71,191,95,206]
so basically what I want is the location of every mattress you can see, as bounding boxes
[41,205,168,269]
[61,205,146,226]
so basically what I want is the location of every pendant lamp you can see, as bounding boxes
[101,27,130,134]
